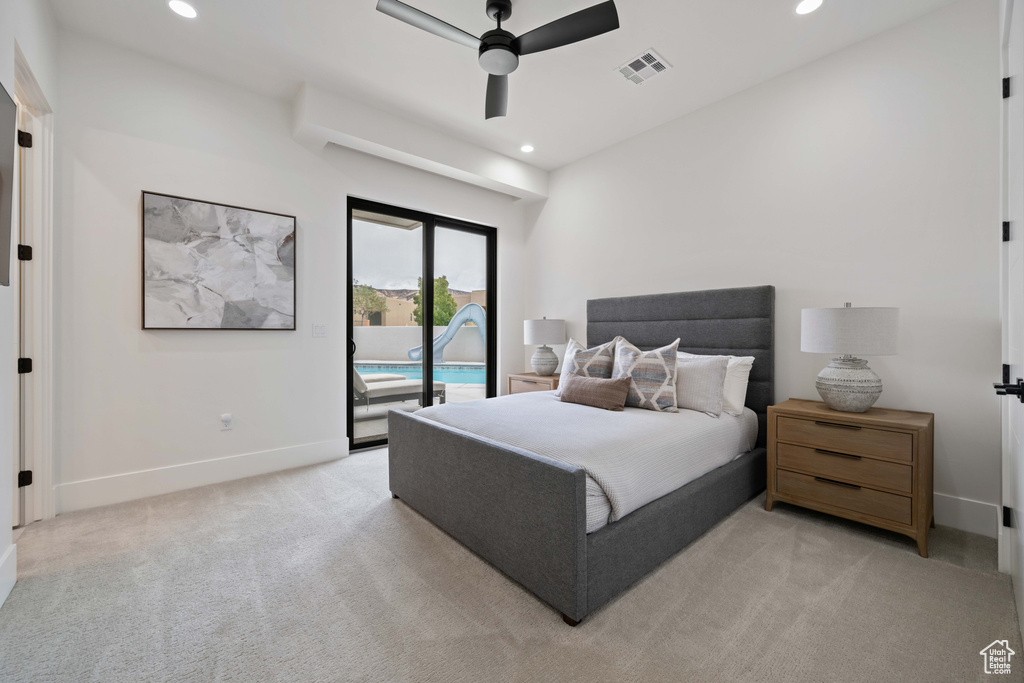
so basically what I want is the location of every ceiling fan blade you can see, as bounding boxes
[376,0,481,50]
[513,1,619,56]
[485,74,508,119]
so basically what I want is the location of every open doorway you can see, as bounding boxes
[346,198,497,450]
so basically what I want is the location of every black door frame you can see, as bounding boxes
[347,197,498,451]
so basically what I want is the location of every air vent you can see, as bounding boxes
[616,49,671,85]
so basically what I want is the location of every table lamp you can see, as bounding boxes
[801,303,899,412]
[524,317,566,376]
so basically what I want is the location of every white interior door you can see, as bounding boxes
[1000,0,1024,641]
[11,102,41,527]
[9,106,20,530]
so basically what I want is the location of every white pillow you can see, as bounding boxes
[677,352,755,416]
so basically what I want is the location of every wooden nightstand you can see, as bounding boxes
[507,372,560,395]
[766,399,934,557]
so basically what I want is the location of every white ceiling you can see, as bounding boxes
[49,0,958,170]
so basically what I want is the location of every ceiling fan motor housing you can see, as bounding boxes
[479,29,519,75]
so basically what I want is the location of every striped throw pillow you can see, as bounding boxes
[612,338,680,412]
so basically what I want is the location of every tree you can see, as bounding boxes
[352,281,388,325]
[413,276,458,327]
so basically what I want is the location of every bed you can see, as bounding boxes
[387,285,775,625]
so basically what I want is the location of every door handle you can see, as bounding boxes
[350,339,357,355]
[994,378,1024,403]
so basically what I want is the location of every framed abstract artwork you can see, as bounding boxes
[142,192,296,330]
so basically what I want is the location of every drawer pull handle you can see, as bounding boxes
[814,476,861,490]
[814,448,862,460]
[813,421,862,431]
[520,380,540,384]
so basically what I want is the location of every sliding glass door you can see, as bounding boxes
[347,199,496,450]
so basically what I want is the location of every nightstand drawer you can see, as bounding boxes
[509,378,552,394]
[777,416,913,462]
[777,469,912,525]
[777,443,913,493]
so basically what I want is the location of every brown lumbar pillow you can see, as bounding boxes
[558,372,632,411]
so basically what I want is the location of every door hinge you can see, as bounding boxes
[1005,77,1012,99]
[17,358,32,374]
[17,130,32,148]
[1004,222,1011,242]
[1005,505,1014,528]
[1004,363,1011,385]
[17,471,32,488]
[17,244,32,261]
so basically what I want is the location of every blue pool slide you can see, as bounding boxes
[408,303,486,362]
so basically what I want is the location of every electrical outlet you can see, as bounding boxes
[313,323,328,338]
[220,413,233,431]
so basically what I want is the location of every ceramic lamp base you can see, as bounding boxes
[531,345,559,376]
[815,356,882,413]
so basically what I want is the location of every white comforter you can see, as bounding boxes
[415,391,758,533]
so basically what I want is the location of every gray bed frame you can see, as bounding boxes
[388,286,775,625]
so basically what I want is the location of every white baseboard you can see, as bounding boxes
[935,492,999,538]
[0,544,16,608]
[55,439,349,514]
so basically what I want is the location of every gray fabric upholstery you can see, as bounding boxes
[588,286,775,446]
[586,448,766,613]
[387,286,775,623]
[388,410,589,620]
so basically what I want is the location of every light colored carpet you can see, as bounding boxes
[0,449,1020,682]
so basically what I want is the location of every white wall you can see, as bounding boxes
[53,32,526,512]
[0,0,59,606]
[526,0,1001,535]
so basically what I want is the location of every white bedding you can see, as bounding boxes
[415,391,758,533]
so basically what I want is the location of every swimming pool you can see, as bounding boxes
[356,363,487,384]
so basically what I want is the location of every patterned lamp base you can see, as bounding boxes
[815,356,882,413]
[531,345,559,376]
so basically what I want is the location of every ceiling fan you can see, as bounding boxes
[376,0,620,119]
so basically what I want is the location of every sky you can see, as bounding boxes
[351,219,487,292]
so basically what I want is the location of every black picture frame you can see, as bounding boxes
[141,191,297,331]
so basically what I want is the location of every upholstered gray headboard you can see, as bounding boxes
[587,286,775,447]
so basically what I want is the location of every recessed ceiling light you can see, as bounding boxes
[169,1,198,19]
[521,145,534,153]
[795,0,823,14]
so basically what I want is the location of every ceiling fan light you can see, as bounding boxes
[795,0,823,15]
[479,46,519,76]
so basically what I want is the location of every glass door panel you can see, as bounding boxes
[431,226,492,403]
[349,208,426,447]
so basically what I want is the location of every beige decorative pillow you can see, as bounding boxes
[612,338,680,412]
[556,337,619,396]
[558,373,631,411]
[675,355,729,417]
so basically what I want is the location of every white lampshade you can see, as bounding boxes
[524,318,566,346]
[801,306,899,356]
